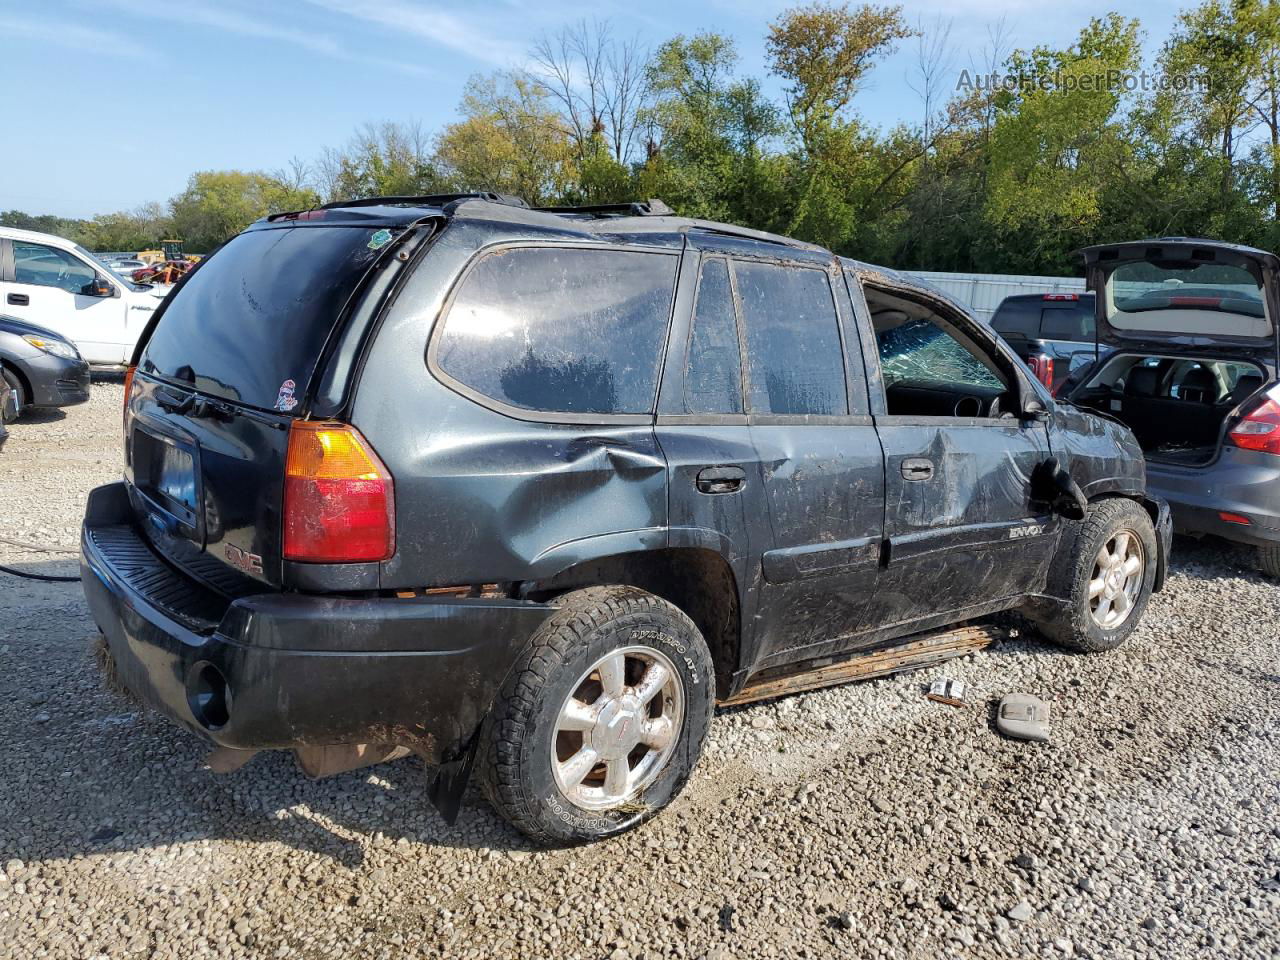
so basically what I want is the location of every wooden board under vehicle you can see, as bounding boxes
[720,624,1003,707]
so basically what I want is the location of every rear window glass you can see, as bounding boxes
[1106,260,1271,338]
[1040,306,1094,341]
[990,300,1039,338]
[141,226,387,410]
[435,246,677,416]
[734,261,848,416]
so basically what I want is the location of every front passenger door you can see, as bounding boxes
[4,240,126,363]
[855,273,1055,627]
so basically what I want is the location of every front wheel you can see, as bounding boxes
[478,586,714,845]
[1038,499,1157,653]
[1,368,22,423]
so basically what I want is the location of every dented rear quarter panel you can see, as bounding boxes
[351,220,680,590]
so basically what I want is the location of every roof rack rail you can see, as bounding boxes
[533,199,674,218]
[316,192,529,211]
[686,221,819,251]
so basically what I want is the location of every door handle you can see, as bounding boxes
[6,294,29,306]
[696,465,746,494]
[901,458,934,481]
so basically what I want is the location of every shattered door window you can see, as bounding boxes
[877,318,1004,391]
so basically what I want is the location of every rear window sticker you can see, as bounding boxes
[275,378,298,412]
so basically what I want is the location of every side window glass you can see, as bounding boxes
[684,258,744,414]
[877,318,1005,392]
[435,247,677,416]
[733,260,848,416]
[13,242,96,294]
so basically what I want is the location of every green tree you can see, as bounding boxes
[640,33,786,224]
[316,122,446,201]
[984,15,1143,271]
[765,3,914,249]
[77,204,169,252]
[169,171,319,252]
[434,71,575,205]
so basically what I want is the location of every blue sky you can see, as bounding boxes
[1,0,1184,219]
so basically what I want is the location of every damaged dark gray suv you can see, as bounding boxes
[81,195,1170,844]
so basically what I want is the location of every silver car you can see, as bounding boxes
[1067,238,1280,577]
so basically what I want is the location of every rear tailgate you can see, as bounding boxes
[126,221,402,591]
[1079,239,1280,369]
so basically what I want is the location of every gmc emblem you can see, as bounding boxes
[224,543,264,575]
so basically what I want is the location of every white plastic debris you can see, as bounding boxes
[996,693,1051,741]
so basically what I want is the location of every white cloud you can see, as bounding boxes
[0,15,156,60]
[303,0,529,68]
[81,0,435,77]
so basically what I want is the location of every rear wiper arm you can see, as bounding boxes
[154,389,233,421]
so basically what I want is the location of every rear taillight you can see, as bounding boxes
[283,421,395,563]
[123,364,137,433]
[1027,354,1055,390]
[1228,385,1280,456]
[1043,294,1079,301]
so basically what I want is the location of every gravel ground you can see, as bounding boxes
[1,385,1277,960]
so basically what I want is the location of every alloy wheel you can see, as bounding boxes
[551,646,685,811]
[1088,528,1144,629]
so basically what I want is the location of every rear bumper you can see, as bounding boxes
[80,483,555,761]
[1148,449,1280,547]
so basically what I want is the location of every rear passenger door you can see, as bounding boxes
[655,247,773,690]
[731,248,885,671]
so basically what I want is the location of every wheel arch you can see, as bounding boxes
[1085,491,1170,593]
[0,360,31,406]
[521,545,742,700]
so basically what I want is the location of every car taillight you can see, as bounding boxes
[283,421,395,563]
[1228,385,1280,456]
[1043,294,1079,301]
[1027,354,1055,390]
[123,364,137,432]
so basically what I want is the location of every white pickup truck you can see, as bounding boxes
[0,226,165,367]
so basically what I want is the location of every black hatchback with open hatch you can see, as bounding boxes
[81,195,1170,844]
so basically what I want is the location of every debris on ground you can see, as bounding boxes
[996,693,1052,742]
[926,677,968,707]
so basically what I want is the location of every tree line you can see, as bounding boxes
[5,0,1280,276]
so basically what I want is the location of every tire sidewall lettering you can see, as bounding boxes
[630,628,701,685]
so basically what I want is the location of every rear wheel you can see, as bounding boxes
[1038,499,1157,653]
[478,586,713,845]
[1,368,22,423]
[1259,544,1280,579]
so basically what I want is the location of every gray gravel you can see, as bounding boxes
[1,386,1278,960]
